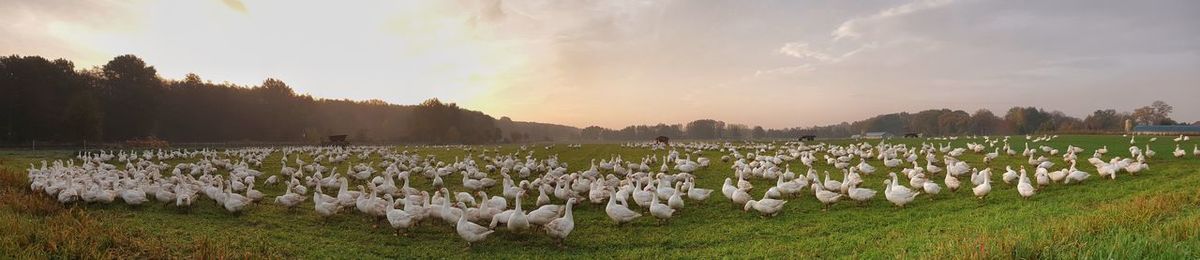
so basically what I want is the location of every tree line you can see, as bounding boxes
[0,54,506,145]
[2,54,1190,145]
[577,102,1188,141]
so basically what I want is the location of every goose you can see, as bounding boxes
[884,157,902,168]
[605,193,641,225]
[506,191,531,232]
[944,171,961,192]
[649,191,675,223]
[456,202,495,249]
[314,187,341,219]
[336,178,360,207]
[921,178,941,198]
[972,170,992,201]
[847,187,877,206]
[775,174,804,197]
[274,184,306,210]
[120,184,148,206]
[1017,170,1035,199]
[436,196,463,222]
[721,178,737,199]
[764,187,782,199]
[174,184,195,208]
[1047,168,1067,183]
[223,182,251,213]
[478,191,508,210]
[154,183,176,204]
[536,187,551,207]
[736,172,753,191]
[1144,144,1155,158]
[455,191,478,207]
[1194,145,1199,158]
[811,184,842,211]
[744,197,787,217]
[385,196,416,235]
[356,185,386,217]
[857,159,876,174]
[527,203,562,227]
[822,172,841,192]
[1173,144,1186,157]
[730,188,752,206]
[908,172,926,190]
[925,160,942,174]
[632,182,654,208]
[1034,167,1050,187]
[667,182,685,209]
[1002,166,1018,184]
[969,168,988,186]
[544,198,576,247]
[1125,160,1148,175]
[1064,165,1090,184]
[685,182,713,201]
[466,197,498,223]
[245,182,264,202]
[883,179,919,208]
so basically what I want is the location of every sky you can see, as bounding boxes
[2,0,1198,128]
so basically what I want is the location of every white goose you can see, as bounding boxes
[527,203,562,227]
[972,170,992,201]
[605,193,641,225]
[544,198,576,247]
[456,202,494,249]
[883,178,919,208]
[385,196,416,235]
[811,183,842,211]
[685,181,713,201]
[506,191,530,232]
[667,182,685,209]
[313,186,341,220]
[1017,169,1035,199]
[944,170,961,192]
[223,182,251,213]
[847,186,877,206]
[744,197,787,217]
[649,191,675,223]
[274,183,306,209]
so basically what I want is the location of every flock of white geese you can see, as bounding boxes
[23,134,1197,248]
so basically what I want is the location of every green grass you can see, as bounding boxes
[1,135,1198,259]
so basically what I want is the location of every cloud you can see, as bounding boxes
[754,64,814,77]
[220,0,247,13]
[832,0,958,40]
[778,42,835,62]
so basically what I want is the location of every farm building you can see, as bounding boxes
[1131,125,1200,135]
[862,132,892,139]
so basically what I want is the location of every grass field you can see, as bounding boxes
[1,135,1198,259]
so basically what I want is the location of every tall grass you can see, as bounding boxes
[0,167,280,259]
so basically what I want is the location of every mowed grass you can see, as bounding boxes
[1,135,1198,259]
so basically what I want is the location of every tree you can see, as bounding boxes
[100,54,162,140]
[968,109,1007,135]
[685,119,722,139]
[751,126,766,139]
[1004,107,1052,134]
[1131,101,1175,125]
[1083,109,1128,131]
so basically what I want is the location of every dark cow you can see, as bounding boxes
[798,135,816,141]
[655,136,670,146]
[904,133,921,138]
